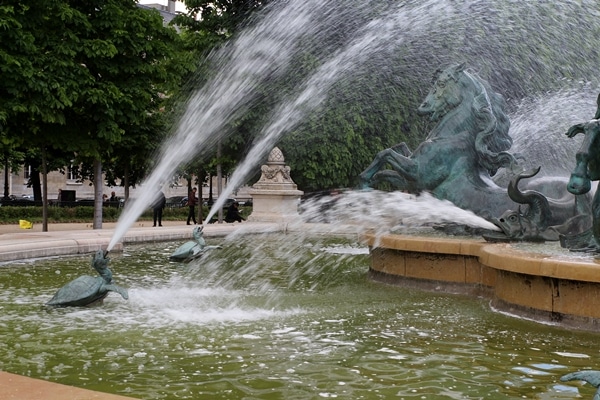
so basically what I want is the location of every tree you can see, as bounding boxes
[64,0,187,228]
[0,1,88,131]
[0,1,93,230]
[0,1,189,229]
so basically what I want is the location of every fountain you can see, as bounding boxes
[107,0,460,249]
[4,237,600,399]
[107,0,599,251]
[4,0,600,398]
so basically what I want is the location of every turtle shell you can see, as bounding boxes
[46,275,107,307]
[169,241,201,261]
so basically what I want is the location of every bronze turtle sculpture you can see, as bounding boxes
[46,249,128,307]
[169,226,221,262]
[561,370,600,400]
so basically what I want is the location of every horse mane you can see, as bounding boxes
[462,68,516,175]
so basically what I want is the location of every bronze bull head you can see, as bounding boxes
[485,167,591,242]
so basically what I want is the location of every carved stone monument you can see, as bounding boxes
[248,147,304,223]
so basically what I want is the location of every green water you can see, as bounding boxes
[0,233,599,399]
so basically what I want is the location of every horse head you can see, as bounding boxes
[417,63,466,122]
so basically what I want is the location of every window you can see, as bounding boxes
[67,164,77,181]
[23,165,31,180]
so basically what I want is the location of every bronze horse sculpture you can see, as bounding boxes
[359,63,587,227]
[359,63,518,218]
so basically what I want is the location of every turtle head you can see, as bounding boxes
[92,249,112,283]
[192,225,204,240]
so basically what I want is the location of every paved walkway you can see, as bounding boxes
[0,370,136,400]
[0,220,285,263]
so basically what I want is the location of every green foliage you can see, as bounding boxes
[275,28,425,191]
[0,205,203,224]
[0,0,188,162]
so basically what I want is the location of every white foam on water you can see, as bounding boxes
[552,351,591,359]
[321,245,369,255]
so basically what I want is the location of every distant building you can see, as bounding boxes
[138,1,178,25]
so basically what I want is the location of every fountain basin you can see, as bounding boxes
[4,225,600,399]
[365,233,600,331]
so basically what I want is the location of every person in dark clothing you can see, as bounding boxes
[153,190,166,227]
[186,187,198,225]
[225,201,245,223]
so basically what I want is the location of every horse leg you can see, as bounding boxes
[391,142,412,157]
[358,147,417,189]
[567,127,597,195]
[370,170,415,192]
[588,189,600,250]
[567,120,600,251]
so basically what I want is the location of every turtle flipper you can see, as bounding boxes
[104,284,129,300]
[561,370,600,400]
[561,370,600,387]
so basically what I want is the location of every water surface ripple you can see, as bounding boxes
[1,235,599,399]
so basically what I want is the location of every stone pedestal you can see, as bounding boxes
[248,147,303,223]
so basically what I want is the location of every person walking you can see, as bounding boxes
[153,190,166,227]
[186,187,198,225]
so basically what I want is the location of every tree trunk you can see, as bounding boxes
[30,162,42,201]
[93,158,103,229]
[3,153,9,200]
[41,147,48,232]
[207,173,213,206]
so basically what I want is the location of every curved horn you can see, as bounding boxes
[507,166,552,228]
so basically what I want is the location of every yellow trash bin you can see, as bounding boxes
[19,220,33,229]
